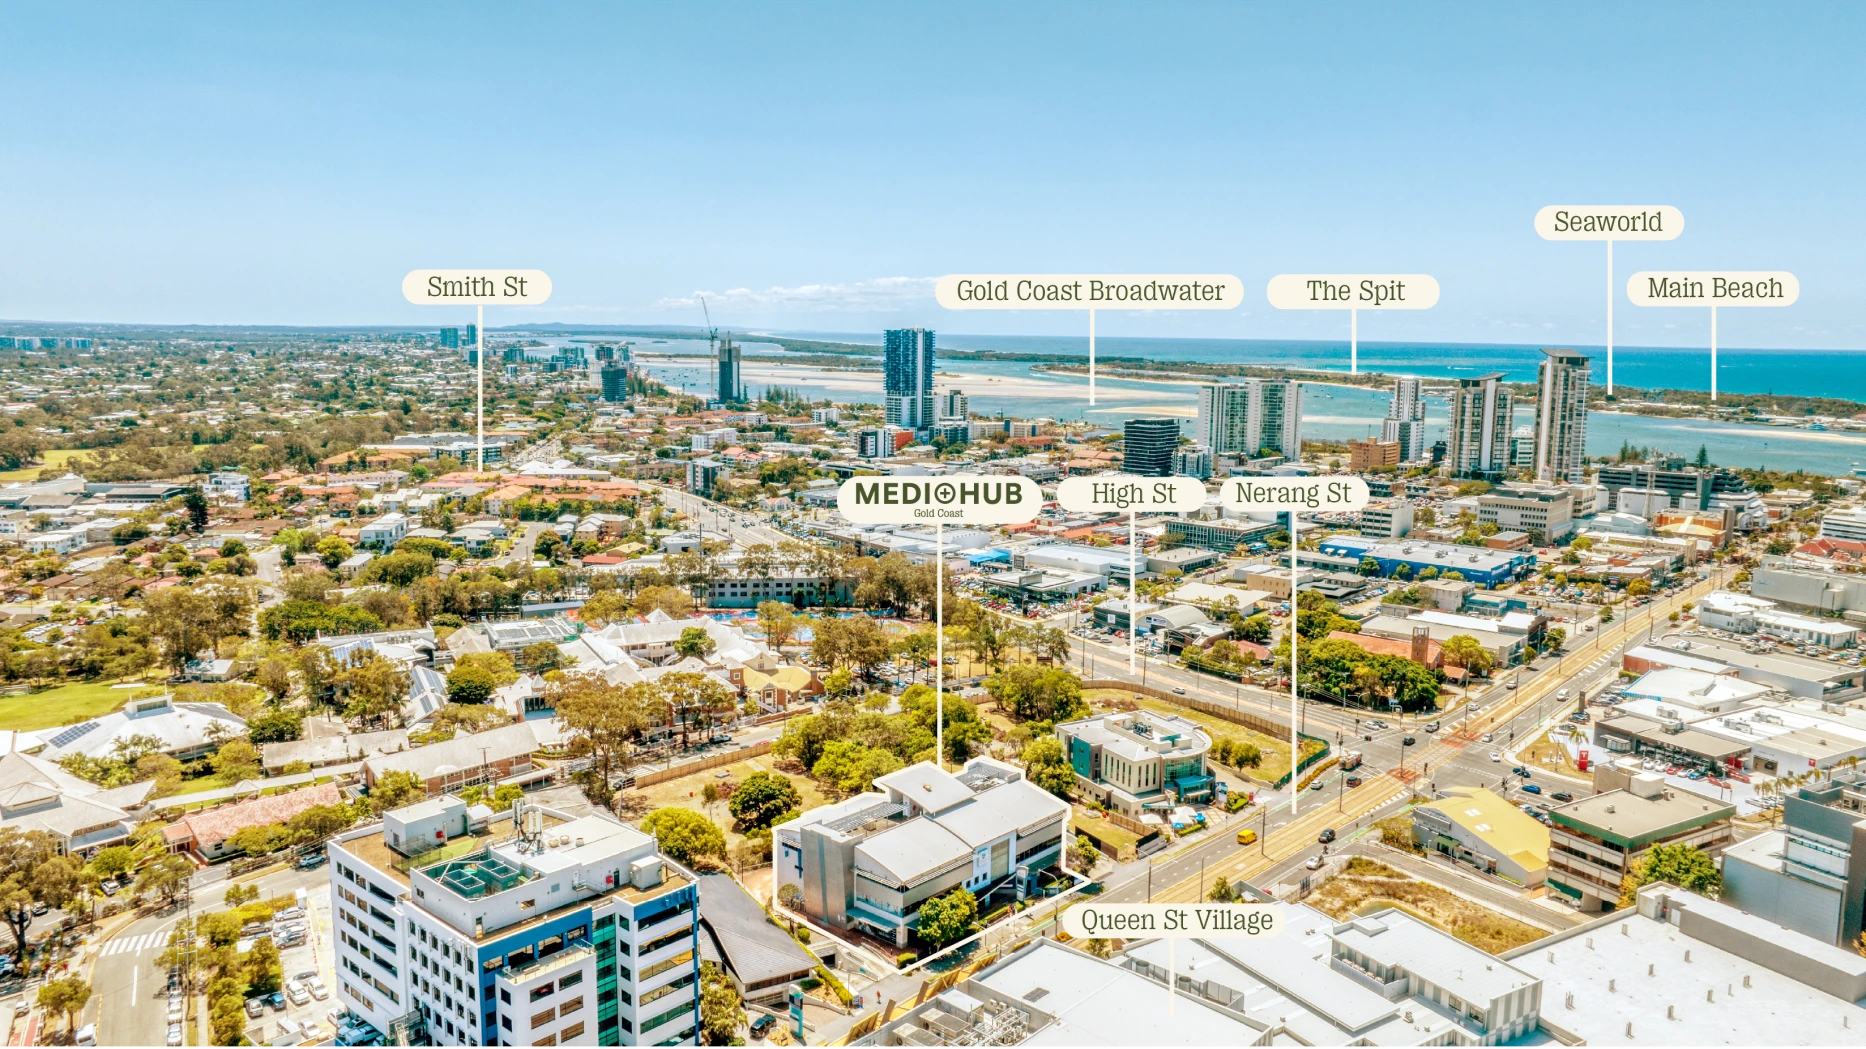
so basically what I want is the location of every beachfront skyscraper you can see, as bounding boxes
[884,328,936,430]
[1194,379,1301,459]
[1123,418,1179,477]
[1380,376,1427,461]
[1533,348,1591,484]
[1446,373,1513,480]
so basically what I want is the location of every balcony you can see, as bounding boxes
[499,940,592,985]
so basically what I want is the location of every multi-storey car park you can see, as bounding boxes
[329,796,700,1047]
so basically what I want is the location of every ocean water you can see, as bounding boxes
[777,330,1866,400]
[595,332,1866,476]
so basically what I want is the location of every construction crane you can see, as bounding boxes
[699,294,718,357]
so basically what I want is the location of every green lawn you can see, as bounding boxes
[0,448,90,483]
[0,680,166,731]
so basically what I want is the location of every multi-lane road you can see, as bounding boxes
[87,865,335,1047]
[641,481,790,547]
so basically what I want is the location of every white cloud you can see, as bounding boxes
[655,276,935,313]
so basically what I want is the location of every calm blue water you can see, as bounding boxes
[614,331,1866,477]
[773,330,1865,399]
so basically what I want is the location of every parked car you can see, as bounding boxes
[1236,829,1257,845]
[268,992,287,1013]
[246,998,266,1020]
[750,1014,778,1038]
[1304,855,1324,871]
[98,880,119,896]
[295,852,327,871]
[307,977,330,1001]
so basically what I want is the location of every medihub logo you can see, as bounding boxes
[837,475,1044,525]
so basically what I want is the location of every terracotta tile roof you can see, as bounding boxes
[168,782,343,848]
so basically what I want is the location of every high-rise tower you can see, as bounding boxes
[1533,349,1591,484]
[884,328,936,429]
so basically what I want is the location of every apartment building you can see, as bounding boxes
[1195,379,1301,459]
[1380,376,1427,461]
[1348,437,1400,471]
[329,797,701,1046]
[773,758,1068,948]
[1445,373,1512,480]
[1545,773,1735,911]
[1531,348,1590,483]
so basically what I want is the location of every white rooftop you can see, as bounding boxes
[1510,889,1866,1045]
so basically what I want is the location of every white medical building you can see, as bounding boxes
[775,758,1069,948]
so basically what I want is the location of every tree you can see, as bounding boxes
[368,769,424,814]
[227,823,292,856]
[356,550,436,588]
[916,887,977,947]
[142,584,218,675]
[37,976,90,1036]
[727,772,801,830]
[455,651,520,685]
[1069,834,1100,874]
[699,960,745,1046]
[812,615,890,673]
[443,663,495,704]
[316,535,354,570]
[631,585,695,618]
[756,600,799,648]
[550,673,649,805]
[985,665,1087,726]
[246,707,303,744]
[88,846,137,882]
[659,671,738,745]
[183,487,210,532]
[210,739,261,783]
[520,641,567,673]
[1207,876,1239,903]
[289,802,357,843]
[674,627,716,661]
[1020,737,1076,798]
[1440,634,1496,679]
[1620,843,1722,907]
[640,807,727,866]
[1236,614,1273,644]
[1627,578,1652,598]
[140,853,195,906]
[337,651,411,728]
[578,590,632,628]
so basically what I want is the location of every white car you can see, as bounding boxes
[1489,751,1501,762]
[1304,855,1324,871]
[167,998,184,1021]
[307,978,330,1001]
[287,986,311,1007]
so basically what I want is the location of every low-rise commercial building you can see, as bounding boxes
[1055,710,1214,814]
[1317,534,1534,588]
[1545,773,1734,911]
[1651,632,1866,701]
[1412,786,1549,887]
[1358,499,1414,539]
[1698,590,1860,648]
[1477,485,1574,542]
[1507,883,1866,1045]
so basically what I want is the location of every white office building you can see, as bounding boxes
[1818,508,1866,543]
[329,797,701,1047]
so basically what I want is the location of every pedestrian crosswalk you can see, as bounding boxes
[101,931,167,957]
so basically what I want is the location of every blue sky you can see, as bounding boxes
[3,2,1863,350]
